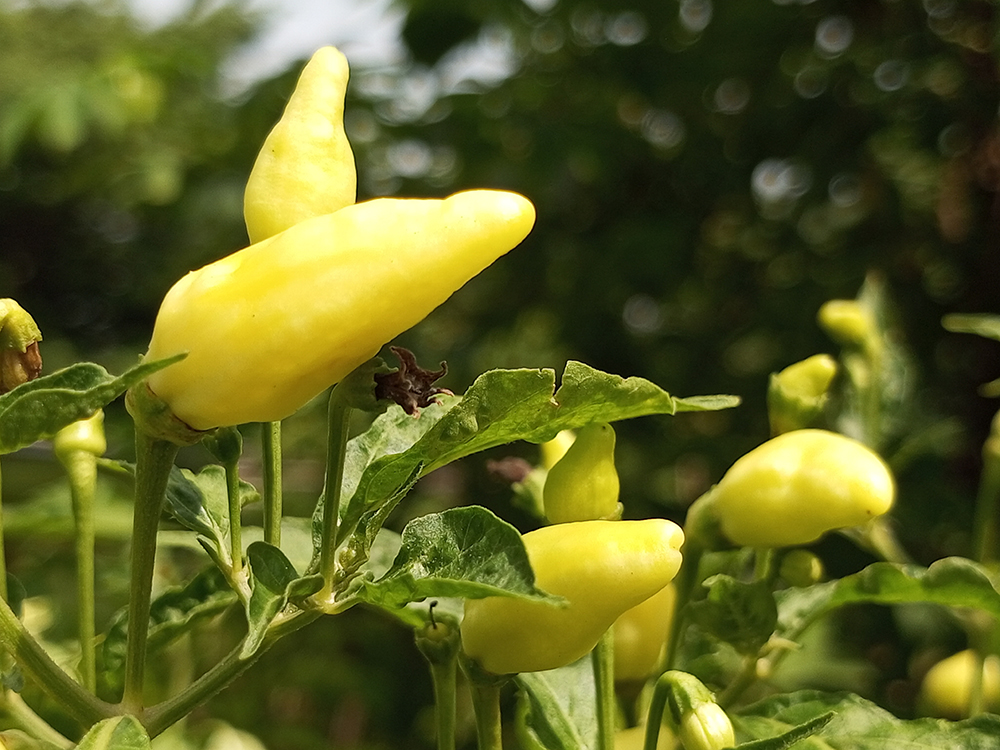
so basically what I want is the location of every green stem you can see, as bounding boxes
[318,386,353,594]
[225,459,243,577]
[592,630,616,750]
[0,589,114,727]
[973,418,1000,565]
[141,608,319,737]
[1,690,74,748]
[67,453,98,692]
[0,459,8,602]
[429,658,457,750]
[642,675,670,750]
[261,422,283,547]
[469,681,503,750]
[122,432,179,714]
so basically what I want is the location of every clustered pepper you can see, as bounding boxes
[692,428,895,548]
[460,519,684,675]
[136,48,535,433]
[543,422,621,523]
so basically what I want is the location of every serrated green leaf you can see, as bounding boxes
[75,716,151,750]
[242,542,323,658]
[0,355,182,454]
[357,506,560,611]
[734,690,1000,749]
[516,658,597,750]
[776,557,1000,641]
[338,361,739,544]
[689,575,778,655]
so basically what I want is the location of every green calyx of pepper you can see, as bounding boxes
[543,422,622,524]
[460,518,684,675]
[689,429,895,549]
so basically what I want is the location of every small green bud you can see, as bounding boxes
[660,671,734,750]
[0,299,42,394]
[543,422,621,524]
[767,354,837,435]
[817,299,875,349]
[778,549,825,587]
[53,410,107,462]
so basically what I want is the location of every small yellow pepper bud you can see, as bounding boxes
[460,519,684,675]
[817,299,876,349]
[143,190,534,431]
[244,46,356,244]
[778,549,825,587]
[53,410,107,462]
[0,299,42,394]
[613,582,675,682]
[767,354,838,435]
[704,429,895,548]
[543,422,621,523]
[660,670,735,750]
[919,649,1000,718]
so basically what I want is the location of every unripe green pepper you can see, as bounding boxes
[460,519,684,675]
[244,46,356,244]
[703,429,894,548]
[767,354,837,435]
[142,189,534,431]
[543,422,621,523]
[613,582,675,682]
[778,549,825,587]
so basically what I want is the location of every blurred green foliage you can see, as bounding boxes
[1,0,999,747]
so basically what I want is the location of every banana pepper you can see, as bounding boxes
[698,429,894,548]
[142,190,534,431]
[460,518,684,675]
[543,422,621,523]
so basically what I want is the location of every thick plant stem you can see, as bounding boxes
[122,432,179,714]
[470,681,503,750]
[0,459,8,602]
[67,454,98,692]
[592,630,616,750]
[262,421,283,547]
[0,591,113,727]
[318,386,352,593]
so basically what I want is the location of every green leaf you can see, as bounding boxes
[735,712,834,750]
[356,506,560,611]
[688,575,778,655]
[162,464,260,570]
[734,690,1000,749]
[242,542,324,658]
[75,716,151,750]
[338,361,739,544]
[100,567,237,696]
[943,313,1000,343]
[0,355,181,455]
[516,658,597,750]
[776,557,1000,641]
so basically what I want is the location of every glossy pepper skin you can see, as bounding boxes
[144,190,535,430]
[707,429,894,548]
[543,422,621,523]
[243,46,355,244]
[460,518,684,675]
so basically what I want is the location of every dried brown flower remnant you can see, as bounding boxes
[0,299,42,394]
[374,346,452,416]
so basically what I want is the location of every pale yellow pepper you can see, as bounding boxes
[244,46,356,244]
[613,582,675,682]
[144,190,534,430]
[460,519,684,674]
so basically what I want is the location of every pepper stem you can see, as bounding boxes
[122,431,179,713]
[470,681,503,750]
[66,453,98,691]
[318,384,353,596]
[592,629,616,750]
[262,421,283,547]
[0,459,7,602]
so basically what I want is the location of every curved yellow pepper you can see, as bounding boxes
[144,189,534,430]
[543,422,621,523]
[244,46,356,244]
[460,518,684,675]
[707,429,894,548]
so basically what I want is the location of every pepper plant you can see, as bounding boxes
[0,45,999,750]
